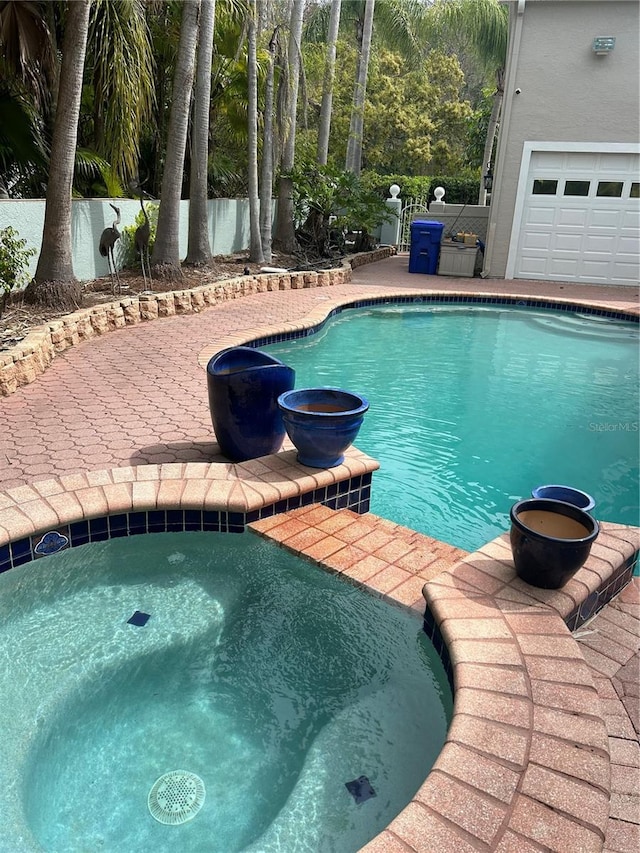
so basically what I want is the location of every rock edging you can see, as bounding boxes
[0,247,395,397]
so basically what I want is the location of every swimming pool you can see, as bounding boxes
[267,304,639,551]
[1,531,451,853]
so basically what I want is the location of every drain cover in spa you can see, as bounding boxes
[148,771,206,825]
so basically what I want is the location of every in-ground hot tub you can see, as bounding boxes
[2,528,451,853]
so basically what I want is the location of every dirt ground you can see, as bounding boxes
[0,251,305,352]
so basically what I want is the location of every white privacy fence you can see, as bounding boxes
[0,197,259,283]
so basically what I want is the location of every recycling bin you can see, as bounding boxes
[408,220,445,274]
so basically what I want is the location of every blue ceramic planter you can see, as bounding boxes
[207,346,295,462]
[510,498,599,589]
[531,484,596,514]
[277,387,369,468]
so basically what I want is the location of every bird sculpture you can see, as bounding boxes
[98,203,122,294]
[134,193,152,290]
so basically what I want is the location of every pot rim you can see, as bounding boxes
[207,345,289,375]
[531,484,596,511]
[277,387,369,416]
[510,498,599,545]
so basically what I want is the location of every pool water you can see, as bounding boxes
[267,305,639,551]
[0,532,451,853]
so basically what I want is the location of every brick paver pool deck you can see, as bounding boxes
[0,253,638,852]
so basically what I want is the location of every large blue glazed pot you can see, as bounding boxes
[509,498,599,590]
[207,346,295,462]
[531,484,596,514]
[277,387,369,468]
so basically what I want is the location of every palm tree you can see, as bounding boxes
[186,0,216,266]
[259,23,280,262]
[431,0,507,205]
[329,0,429,174]
[247,0,264,264]
[151,0,200,279]
[345,0,374,175]
[317,0,342,166]
[0,82,48,198]
[273,0,305,253]
[0,0,57,110]
[87,0,154,187]
[24,0,92,310]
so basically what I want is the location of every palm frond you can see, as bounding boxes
[431,0,508,72]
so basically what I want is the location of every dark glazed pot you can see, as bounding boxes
[277,387,369,468]
[509,498,600,590]
[206,346,295,462]
[531,484,596,514]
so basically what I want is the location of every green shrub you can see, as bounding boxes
[361,171,480,205]
[0,226,36,317]
[287,165,393,256]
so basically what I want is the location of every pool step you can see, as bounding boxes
[249,503,468,612]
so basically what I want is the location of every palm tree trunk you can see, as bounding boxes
[151,0,200,279]
[478,66,504,206]
[247,1,264,264]
[317,0,342,166]
[345,0,375,175]
[260,24,278,262]
[186,0,215,265]
[273,0,305,254]
[26,0,91,309]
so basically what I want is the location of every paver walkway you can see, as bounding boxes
[0,254,638,850]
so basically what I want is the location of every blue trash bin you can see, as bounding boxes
[408,220,445,274]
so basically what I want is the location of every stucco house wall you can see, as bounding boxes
[486,0,640,281]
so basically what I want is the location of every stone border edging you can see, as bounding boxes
[0,247,396,397]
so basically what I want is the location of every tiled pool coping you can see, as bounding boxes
[0,464,637,852]
[197,290,638,371]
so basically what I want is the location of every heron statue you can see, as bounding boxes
[135,192,152,290]
[98,203,122,294]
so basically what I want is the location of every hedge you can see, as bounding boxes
[362,171,480,205]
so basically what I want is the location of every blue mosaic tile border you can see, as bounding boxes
[248,295,638,348]
[0,473,372,575]
[423,607,453,691]
[565,550,638,632]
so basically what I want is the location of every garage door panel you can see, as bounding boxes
[518,256,550,275]
[521,232,552,250]
[589,209,624,229]
[621,210,640,228]
[596,153,636,171]
[562,153,599,172]
[556,208,588,227]
[580,259,611,273]
[583,236,616,252]
[618,236,640,253]
[534,152,568,169]
[612,261,640,280]
[525,206,556,226]
[514,150,640,284]
[553,233,583,251]
[548,256,581,274]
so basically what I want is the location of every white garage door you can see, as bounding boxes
[514,150,640,285]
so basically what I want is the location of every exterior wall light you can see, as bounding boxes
[483,167,494,193]
[592,36,616,55]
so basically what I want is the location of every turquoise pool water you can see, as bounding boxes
[1,532,451,853]
[267,305,639,551]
